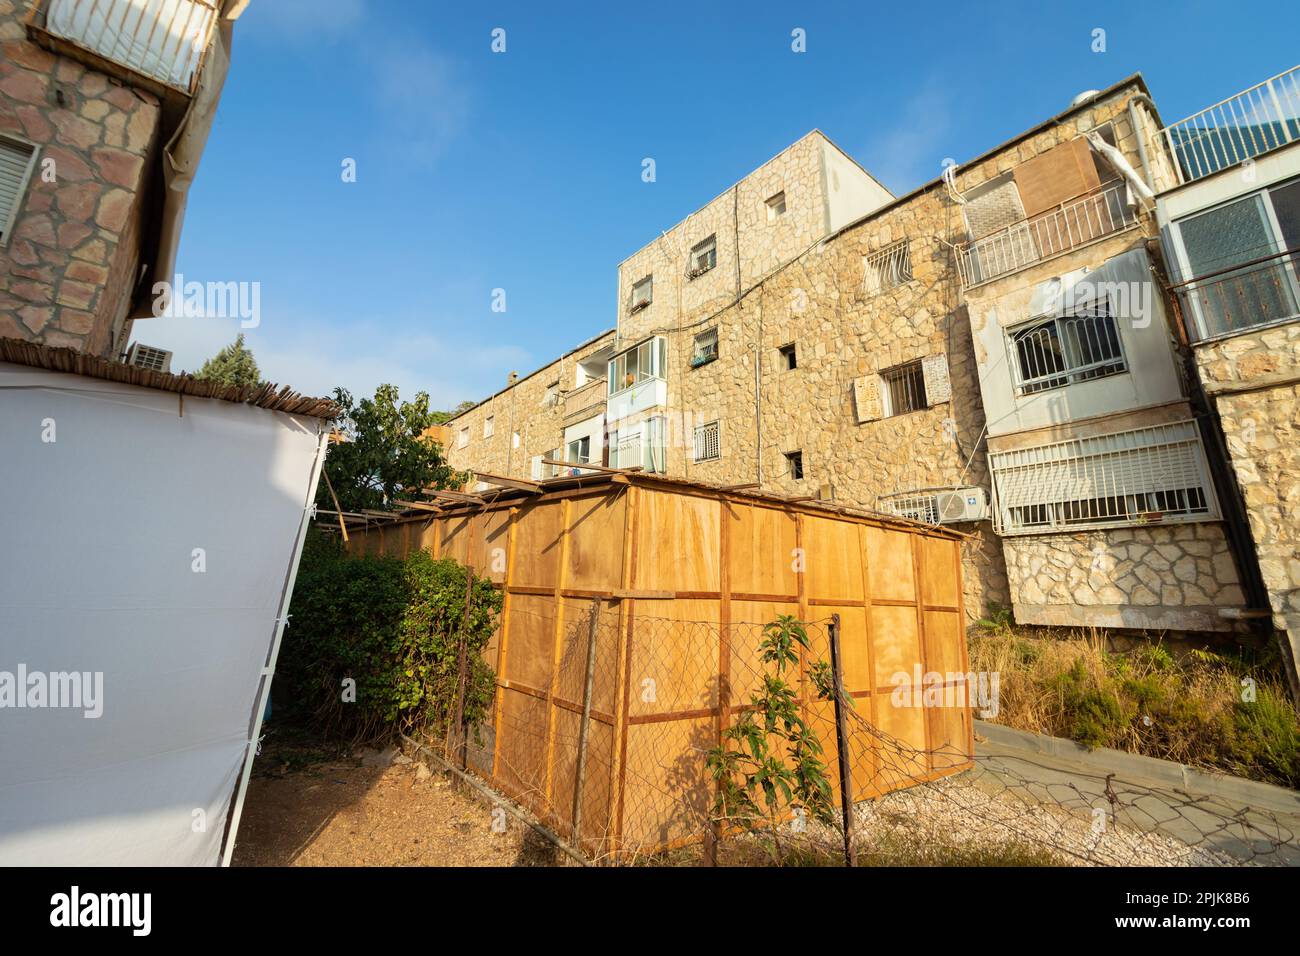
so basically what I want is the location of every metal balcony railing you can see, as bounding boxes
[27,0,220,95]
[956,183,1136,288]
[1161,66,1300,185]
[1170,247,1300,342]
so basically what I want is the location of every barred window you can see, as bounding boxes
[988,421,1217,534]
[785,450,804,480]
[863,240,913,294]
[1010,301,1125,395]
[692,327,718,366]
[881,360,928,417]
[694,420,720,462]
[630,275,653,311]
[689,235,717,277]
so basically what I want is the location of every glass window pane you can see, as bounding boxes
[1180,194,1275,276]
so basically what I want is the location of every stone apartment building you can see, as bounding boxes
[1151,65,1300,689]
[444,70,1299,687]
[0,0,244,361]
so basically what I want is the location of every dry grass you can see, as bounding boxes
[968,622,1300,788]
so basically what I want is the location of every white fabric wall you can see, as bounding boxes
[0,363,324,865]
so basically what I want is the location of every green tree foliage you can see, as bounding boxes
[320,384,467,513]
[706,615,837,861]
[194,333,262,387]
[276,530,502,742]
[430,399,476,424]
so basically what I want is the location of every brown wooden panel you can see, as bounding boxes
[621,716,713,853]
[566,493,626,592]
[803,514,864,603]
[866,526,917,603]
[923,609,965,678]
[925,689,973,774]
[494,687,549,811]
[634,489,720,593]
[418,518,441,556]
[727,502,798,597]
[478,508,512,583]
[871,604,922,690]
[552,597,621,713]
[1014,136,1101,217]
[920,536,960,609]
[547,708,616,847]
[823,605,871,693]
[502,593,555,690]
[440,513,471,564]
[629,599,720,718]
[509,500,564,588]
[728,600,800,708]
[871,696,929,792]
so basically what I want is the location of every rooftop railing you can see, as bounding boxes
[1161,66,1300,185]
[27,0,220,96]
[956,183,1136,288]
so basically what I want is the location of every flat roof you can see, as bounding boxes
[0,337,339,419]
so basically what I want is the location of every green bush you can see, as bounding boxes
[276,528,501,742]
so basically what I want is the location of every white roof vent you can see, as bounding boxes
[1070,89,1102,109]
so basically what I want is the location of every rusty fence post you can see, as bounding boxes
[571,598,600,851]
[828,613,856,866]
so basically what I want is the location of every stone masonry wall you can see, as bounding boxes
[0,2,161,358]
[1005,523,1246,632]
[445,331,616,480]
[1195,320,1300,633]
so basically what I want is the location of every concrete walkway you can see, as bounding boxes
[972,720,1300,865]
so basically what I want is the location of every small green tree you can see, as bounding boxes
[706,616,836,862]
[194,333,262,387]
[319,384,468,514]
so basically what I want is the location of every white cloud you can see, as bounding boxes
[860,81,957,195]
[249,0,366,41]
[367,40,471,167]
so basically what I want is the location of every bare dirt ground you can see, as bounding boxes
[231,738,564,867]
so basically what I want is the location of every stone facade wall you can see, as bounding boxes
[445,331,616,480]
[0,2,161,359]
[616,132,830,346]
[1195,320,1300,634]
[1004,523,1246,632]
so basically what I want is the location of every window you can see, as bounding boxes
[567,435,591,464]
[988,421,1217,534]
[692,327,718,366]
[688,235,717,278]
[863,240,913,294]
[608,336,667,394]
[784,450,804,480]
[457,426,469,449]
[0,135,39,245]
[1010,301,1125,395]
[610,417,666,472]
[779,343,797,371]
[1174,177,1300,339]
[630,275,653,312]
[766,191,787,221]
[880,360,928,416]
[483,415,494,438]
[512,432,521,449]
[694,420,720,462]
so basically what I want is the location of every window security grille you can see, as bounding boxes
[863,240,913,294]
[694,421,720,461]
[693,328,718,365]
[883,492,940,524]
[988,421,1217,534]
[689,236,717,277]
[881,360,927,416]
[1011,302,1125,395]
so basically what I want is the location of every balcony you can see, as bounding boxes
[1161,66,1300,186]
[26,0,221,97]
[956,184,1136,289]
[562,376,607,424]
[1170,248,1300,342]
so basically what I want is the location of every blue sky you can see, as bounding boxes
[134,0,1300,410]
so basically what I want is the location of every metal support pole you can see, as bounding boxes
[571,599,601,849]
[828,614,856,867]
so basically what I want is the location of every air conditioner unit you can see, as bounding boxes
[125,343,172,373]
[935,487,989,523]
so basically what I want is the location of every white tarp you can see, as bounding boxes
[46,0,217,91]
[0,363,326,865]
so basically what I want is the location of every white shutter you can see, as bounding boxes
[922,353,952,404]
[852,375,881,423]
[0,136,38,241]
